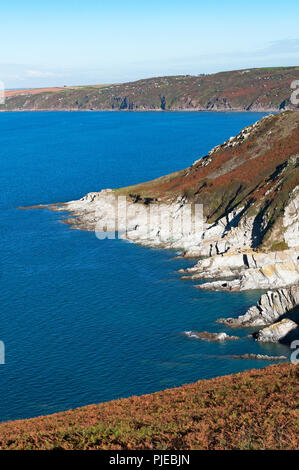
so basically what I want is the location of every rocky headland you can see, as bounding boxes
[32,111,299,349]
[2,67,299,112]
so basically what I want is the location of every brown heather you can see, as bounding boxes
[116,110,299,249]
[1,67,299,112]
[0,363,298,450]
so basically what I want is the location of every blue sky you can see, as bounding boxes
[1,0,299,88]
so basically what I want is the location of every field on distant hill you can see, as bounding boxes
[4,84,110,98]
[1,67,299,112]
[0,363,297,450]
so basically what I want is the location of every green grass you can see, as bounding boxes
[271,241,289,251]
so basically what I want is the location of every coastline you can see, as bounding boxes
[27,111,299,349]
[0,106,283,113]
[7,107,298,448]
[1,66,299,115]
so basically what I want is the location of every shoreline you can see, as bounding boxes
[1,66,299,115]
[23,112,299,351]
[45,112,299,339]
[0,107,282,113]
[11,109,298,443]
[42,196,299,344]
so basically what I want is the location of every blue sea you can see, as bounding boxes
[0,111,290,423]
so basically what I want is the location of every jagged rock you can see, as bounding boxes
[218,285,299,326]
[181,248,299,290]
[34,112,299,292]
[254,318,298,343]
[52,184,299,290]
[184,331,239,341]
[179,253,245,280]
[196,255,299,291]
[283,185,299,248]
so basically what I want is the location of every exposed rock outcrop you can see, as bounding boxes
[184,331,239,342]
[181,250,299,290]
[218,285,299,327]
[253,318,298,343]
[42,112,299,292]
[28,112,299,356]
[283,185,299,248]
[2,67,299,112]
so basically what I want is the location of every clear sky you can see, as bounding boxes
[1,0,299,88]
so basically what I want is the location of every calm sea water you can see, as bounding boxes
[0,111,289,422]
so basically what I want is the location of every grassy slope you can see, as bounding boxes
[116,111,299,250]
[0,363,297,450]
[1,67,299,111]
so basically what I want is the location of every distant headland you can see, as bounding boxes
[1,67,299,112]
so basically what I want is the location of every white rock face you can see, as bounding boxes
[284,185,299,248]
[37,115,299,355]
[254,318,298,343]
[180,253,246,279]
[238,260,299,290]
[218,285,299,326]
[50,178,299,291]
[182,208,255,258]
[184,249,299,291]
[54,191,206,251]
[54,188,256,257]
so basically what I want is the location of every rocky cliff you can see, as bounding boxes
[46,111,299,288]
[218,285,299,345]
[219,285,299,327]
[32,110,299,344]
[2,67,299,112]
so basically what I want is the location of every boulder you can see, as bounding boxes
[185,331,239,342]
[218,285,299,327]
[254,318,298,343]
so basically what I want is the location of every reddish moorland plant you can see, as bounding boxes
[0,363,297,450]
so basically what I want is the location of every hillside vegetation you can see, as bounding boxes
[116,111,299,250]
[0,364,297,450]
[1,67,299,112]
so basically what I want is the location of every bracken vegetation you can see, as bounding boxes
[0,364,298,450]
[1,67,299,112]
[116,110,299,250]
